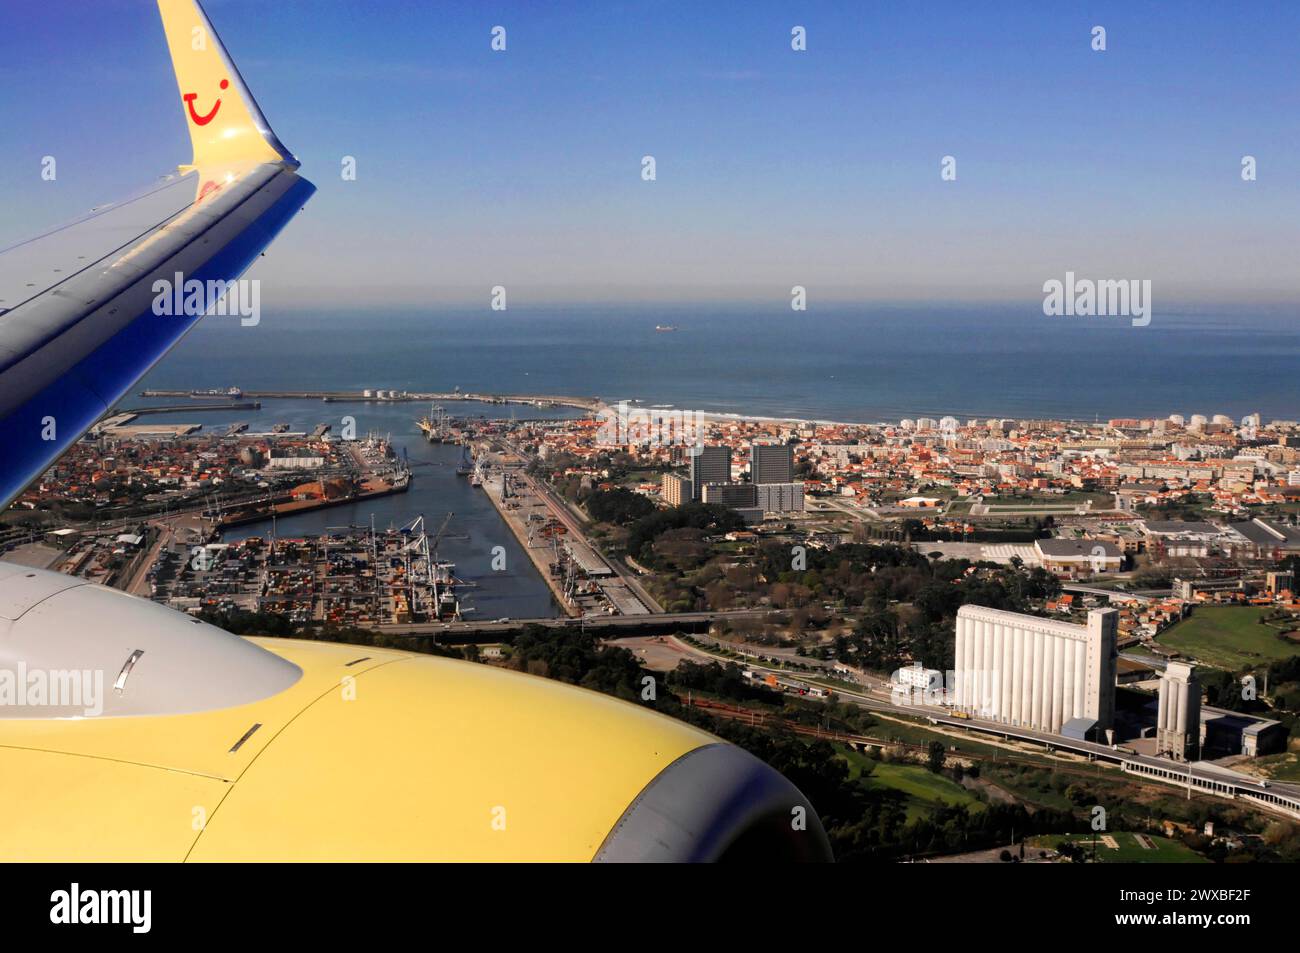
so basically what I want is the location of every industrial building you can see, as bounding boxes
[1199,709,1288,758]
[1156,662,1200,762]
[1033,537,1122,576]
[953,605,1117,736]
[1234,519,1300,557]
[891,662,943,703]
[689,446,731,501]
[265,448,325,469]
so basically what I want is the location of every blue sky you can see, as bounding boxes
[2,0,1298,308]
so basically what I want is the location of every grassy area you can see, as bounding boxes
[1029,831,1208,864]
[1246,750,1300,783]
[837,746,985,822]
[1122,642,1158,658]
[867,715,1063,767]
[981,490,1112,509]
[1158,606,1300,670]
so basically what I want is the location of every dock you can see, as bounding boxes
[141,388,602,412]
[479,469,581,617]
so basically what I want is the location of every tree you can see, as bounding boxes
[926,740,946,773]
[584,487,656,525]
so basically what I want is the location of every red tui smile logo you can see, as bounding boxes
[183,78,229,126]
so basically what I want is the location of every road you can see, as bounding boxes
[1063,584,1153,604]
[378,607,772,637]
[808,497,881,522]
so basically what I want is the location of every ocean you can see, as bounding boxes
[137,304,1300,424]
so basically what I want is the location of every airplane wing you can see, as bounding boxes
[0,0,314,510]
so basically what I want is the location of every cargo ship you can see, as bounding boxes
[210,468,410,528]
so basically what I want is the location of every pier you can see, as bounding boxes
[140,388,602,412]
[479,467,581,617]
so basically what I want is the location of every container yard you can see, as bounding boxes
[148,515,470,626]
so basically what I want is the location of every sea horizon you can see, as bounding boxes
[138,302,1300,424]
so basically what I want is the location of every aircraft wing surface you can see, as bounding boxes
[0,0,314,509]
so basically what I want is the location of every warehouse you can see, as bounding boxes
[953,605,1117,735]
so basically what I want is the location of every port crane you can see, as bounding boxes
[426,512,462,621]
[416,404,451,443]
[395,515,434,619]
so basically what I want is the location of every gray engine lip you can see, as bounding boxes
[593,742,833,863]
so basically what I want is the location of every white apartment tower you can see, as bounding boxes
[953,605,1117,735]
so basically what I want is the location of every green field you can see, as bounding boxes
[981,491,1113,510]
[838,747,985,821]
[1122,643,1159,659]
[1246,750,1300,783]
[1029,832,1207,863]
[1158,606,1300,670]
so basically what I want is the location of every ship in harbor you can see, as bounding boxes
[456,445,474,477]
[206,470,411,529]
[208,433,409,528]
[141,386,243,398]
[405,513,465,622]
[416,403,464,443]
[421,403,457,444]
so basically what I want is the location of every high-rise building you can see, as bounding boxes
[702,482,757,508]
[751,442,794,485]
[1267,570,1295,593]
[661,473,691,507]
[1156,662,1200,762]
[953,605,1117,735]
[755,482,804,513]
[689,446,731,501]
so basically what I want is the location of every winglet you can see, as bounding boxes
[157,0,298,173]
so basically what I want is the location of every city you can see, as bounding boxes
[6,389,1300,865]
[0,0,1295,928]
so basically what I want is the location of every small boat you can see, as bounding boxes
[654,324,678,332]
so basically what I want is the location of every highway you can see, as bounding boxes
[378,608,772,637]
[1062,584,1154,604]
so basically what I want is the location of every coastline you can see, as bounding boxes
[133,389,1290,432]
